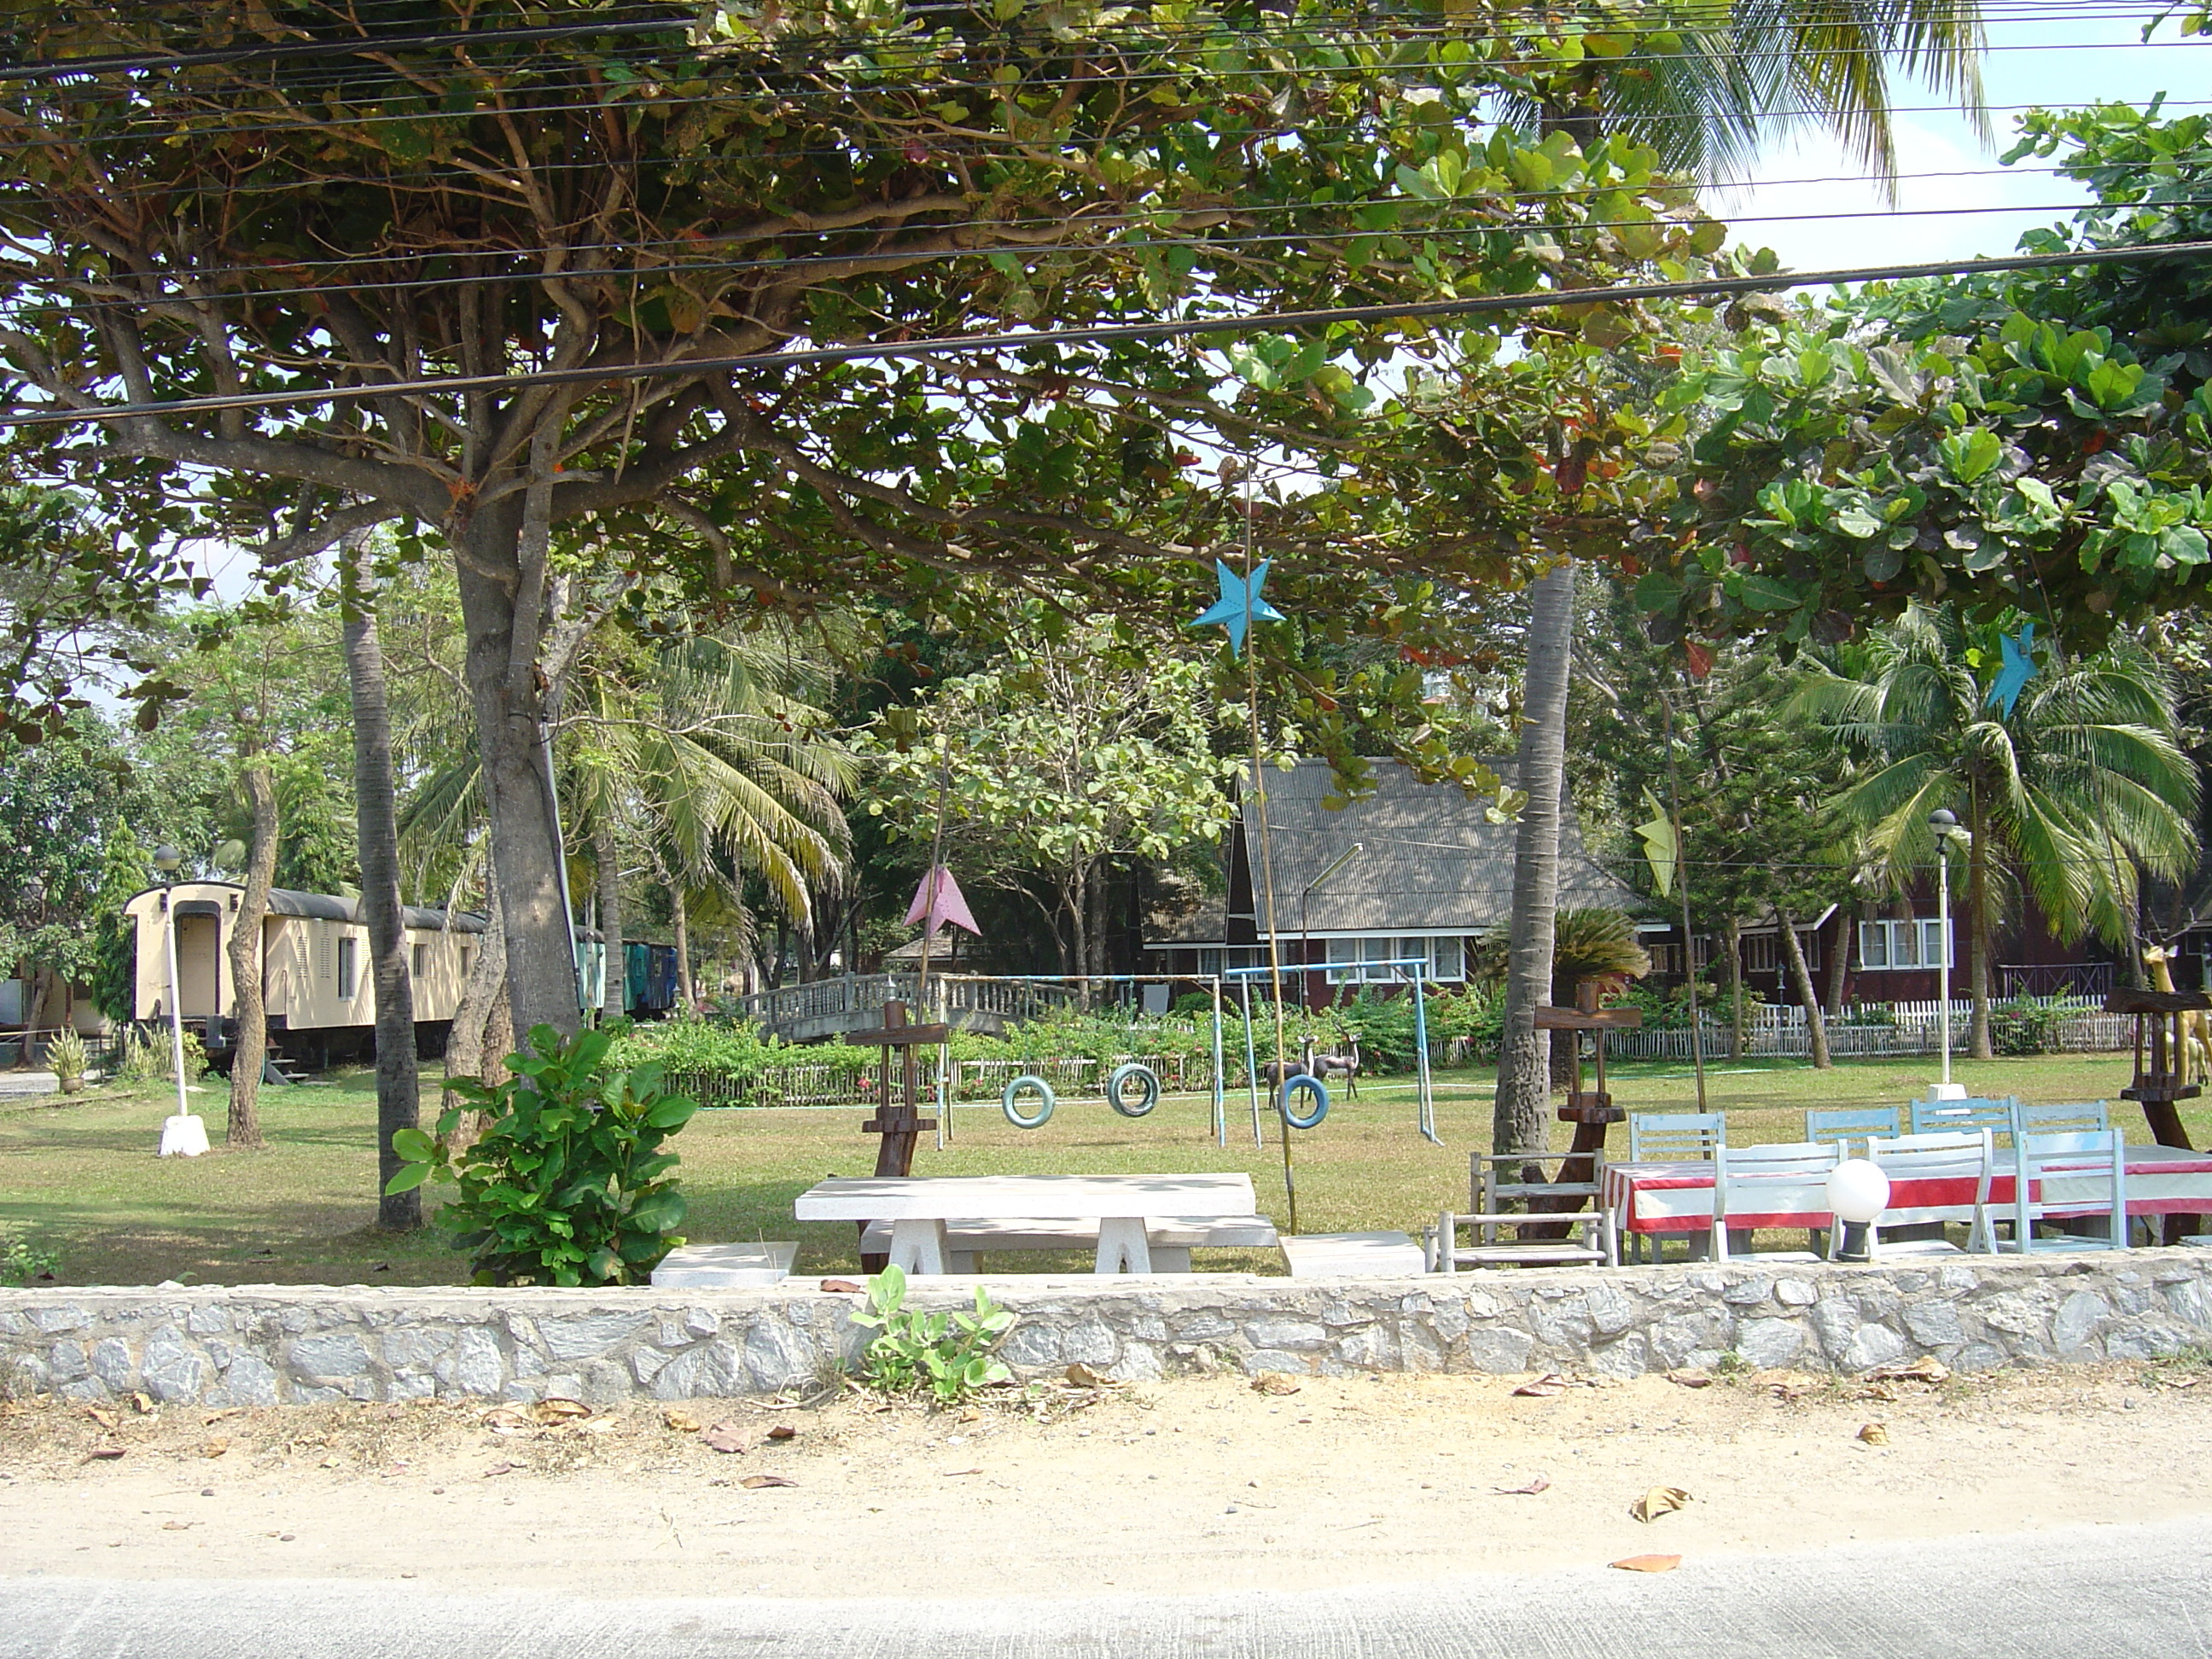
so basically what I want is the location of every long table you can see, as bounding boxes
[795,1173,1263,1275]
[1604,1143,2212,1238]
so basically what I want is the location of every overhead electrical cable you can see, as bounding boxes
[6,234,2208,429]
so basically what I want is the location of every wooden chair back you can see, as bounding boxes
[1909,1095,2017,1138]
[1710,1139,1840,1261]
[1628,1110,1727,1162]
[1868,1129,1996,1252]
[1806,1105,1902,1154]
[2017,1101,2111,1137]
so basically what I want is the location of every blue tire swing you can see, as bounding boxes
[1105,1061,1161,1118]
[1002,1074,1056,1128]
[1278,1073,1330,1130]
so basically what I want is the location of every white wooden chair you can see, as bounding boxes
[1806,1105,1901,1155]
[1628,1110,1726,1161]
[2000,1121,2129,1254]
[1909,1094,2017,1138]
[1866,1130,1996,1256]
[1710,1140,1840,1263]
[1431,1150,1612,1268]
[2017,1101,2110,1136]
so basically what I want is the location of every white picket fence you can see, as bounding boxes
[1607,998,2130,1061]
[669,1051,1222,1110]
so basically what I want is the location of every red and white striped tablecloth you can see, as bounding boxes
[1603,1144,2212,1236]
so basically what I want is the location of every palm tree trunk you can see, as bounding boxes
[1724,917,1747,1061]
[342,550,422,1229]
[1824,902,1854,1016]
[672,882,694,1009]
[224,757,277,1150]
[594,813,626,1022]
[1967,787,1995,1059]
[1775,905,1831,1068]
[1494,557,1575,1156]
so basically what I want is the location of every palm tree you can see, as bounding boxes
[1491,0,1992,1154]
[1793,603,2198,1057]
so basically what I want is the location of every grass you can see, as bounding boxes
[1,1048,2195,1288]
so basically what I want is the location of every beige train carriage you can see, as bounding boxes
[121,882,488,1068]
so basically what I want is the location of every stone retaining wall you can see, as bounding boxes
[6,1252,2212,1406]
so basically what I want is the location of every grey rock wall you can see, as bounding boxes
[5,1253,2210,1406]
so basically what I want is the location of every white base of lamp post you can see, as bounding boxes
[159,1115,209,1157]
[1927,1081,1968,1102]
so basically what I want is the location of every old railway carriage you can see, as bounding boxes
[121,882,494,1068]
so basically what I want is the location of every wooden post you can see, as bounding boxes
[1526,980,1643,1229]
[848,999,946,1271]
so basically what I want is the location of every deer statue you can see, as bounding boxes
[2143,944,2212,1087]
[1258,1035,1362,1098]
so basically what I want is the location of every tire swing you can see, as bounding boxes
[1278,1074,1330,1131]
[1105,1062,1161,1119]
[1002,1074,1056,1129]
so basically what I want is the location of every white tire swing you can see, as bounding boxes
[1002,1074,1056,1128]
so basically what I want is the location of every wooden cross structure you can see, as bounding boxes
[847,998,945,1271]
[2104,986,2209,1150]
[1533,977,1644,1193]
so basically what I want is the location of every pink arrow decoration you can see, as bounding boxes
[905,864,981,937]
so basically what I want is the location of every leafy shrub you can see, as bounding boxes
[1617,980,1723,1031]
[115,1026,208,1085]
[848,1265,1016,1405]
[44,1028,87,1086]
[1,1226,59,1286]
[1992,995,2066,1057]
[387,1023,697,1286]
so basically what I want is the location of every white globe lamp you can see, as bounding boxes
[1826,1159,1891,1262]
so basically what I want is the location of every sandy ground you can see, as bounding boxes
[4,1359,2211,1601]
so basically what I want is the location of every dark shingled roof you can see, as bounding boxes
[1148,758,1637,946]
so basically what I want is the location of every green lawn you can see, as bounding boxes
[0,1049,2188,1287]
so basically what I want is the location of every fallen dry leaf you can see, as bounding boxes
[1667,1370,1714,1389]
[1610,1554,1682,1574]
[1493,1474,1551,1496]
[820,1278,863,1294]
[533,1399,591,1425]
[765,1424,797,1442]
[958,1407,981,1424]
[482,1406,533,1435]
[83,1406,117,1430]
[701,1423,750,1455]
[484,1461,516,1477]
[664,1408,703,1433]
[1858,1382,1901,1403]
[741,1475,796,1489]
[1858,1423,1890,1447]
[161,1521,193,1532]
[1512,1375,1569,1399]
[87,1447,125,1461]
[1067,1363,1115,1388]
[1250,1374,1301,1397]
[1870,1356,1951,1386]
[129,1392,155,1415]
[1631,1486,1693,1523]
[201,1440,229,1458]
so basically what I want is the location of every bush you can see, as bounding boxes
[114,1026,207,1086]
[387,1024,698,1286]
[848,1265,1015,1405]
[44,1028,87,1086]
[0,1226,58,1286]
[1991,995,2066,1057]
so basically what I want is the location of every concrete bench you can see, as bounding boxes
[650,1241,798,1289]
[859,1214,1278,1272]
[1278,1231,1427,1278]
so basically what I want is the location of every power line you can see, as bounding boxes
[6,233,2209,429]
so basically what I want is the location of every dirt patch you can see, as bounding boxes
[6,1354,2211,1599]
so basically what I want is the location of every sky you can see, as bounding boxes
[1714,2,2211,274]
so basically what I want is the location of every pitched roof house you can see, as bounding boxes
[1145,758,1638,1001]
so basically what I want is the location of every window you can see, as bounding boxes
[1326,936,1468,983]
[1858,917,1951,971]
[337,936,358,1001]
[457,944,472,981]
[410,943,428,980]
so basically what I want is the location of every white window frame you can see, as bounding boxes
[1857,917,1953,971]
[337,935,358,1001]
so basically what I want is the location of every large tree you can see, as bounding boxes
[0,0,1723,1042]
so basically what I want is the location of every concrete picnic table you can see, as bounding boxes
[795,1173,1266,1275]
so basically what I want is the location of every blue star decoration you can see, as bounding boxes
[1188,559,1286,656]
[1987,621,2040,719]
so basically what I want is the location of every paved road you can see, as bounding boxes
[8,1518,2210,1658]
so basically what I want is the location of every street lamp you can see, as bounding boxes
[1826,1157,1892,1263]
[1928,809,1968,1099]
[1299,842,1364,1013]
[151,844,206,1157]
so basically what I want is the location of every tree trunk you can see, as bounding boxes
[344,550,422,1230]
[443,887,512,1153]
[1967,786,1995,1060]
[22,965,59,1063]
[1493,557,1575,1156]
[672,882,694,1010]
[1824,901,1854,1016]
[1724,917,1747,1062]
[594,812,626,1022]
[1775,905,1831,1069]
[452,506,582,1046]
[224,758,278,1149]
